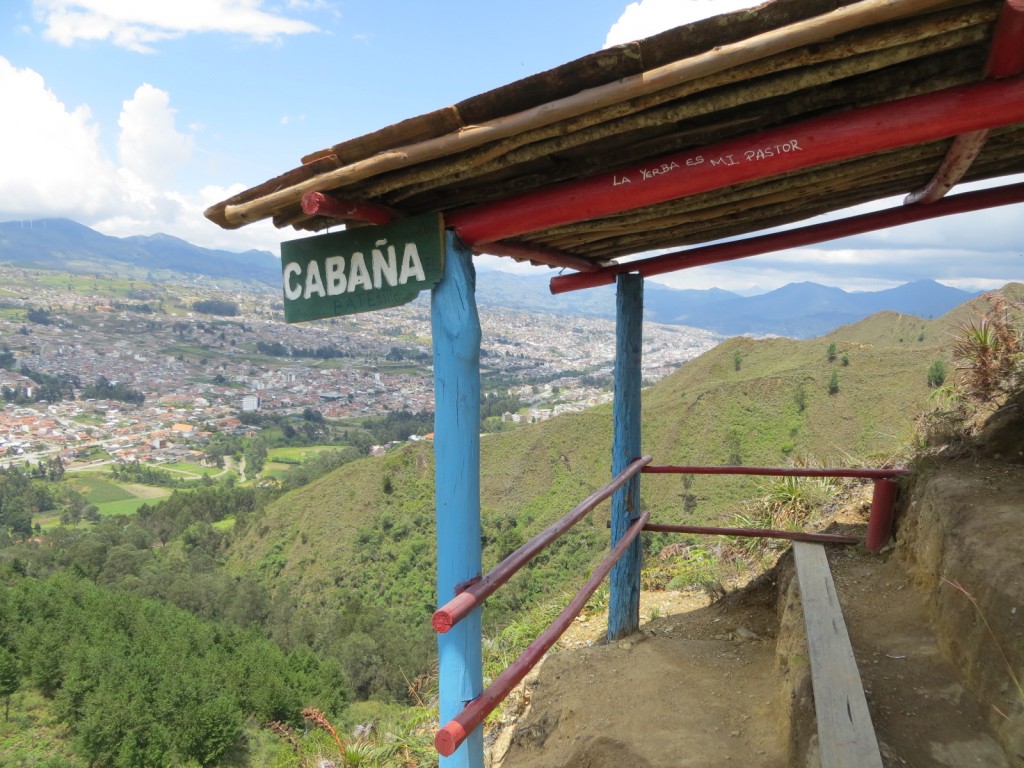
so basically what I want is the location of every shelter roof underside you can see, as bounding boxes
[205,0,1024,270]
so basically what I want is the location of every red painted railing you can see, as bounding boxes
[642,523,859,545]
[431,459,908,756]
[642,465,911,478]
[641,464,910,553]
[435,510,650,757]
[433,454,652,633]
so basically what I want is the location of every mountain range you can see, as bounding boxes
[475,269,978,338]
[0,218,281,287]
[0,218,979,338]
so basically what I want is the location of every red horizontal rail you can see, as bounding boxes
[550,181,1024,293]
[642,523,859,545]
[435,509,650,757]
[447,76,1024,246]
[433,454,653,633]
[642,465,910,479]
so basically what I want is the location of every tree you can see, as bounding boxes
[927,359,947,388]
[827,369,840,395]
[733,350,743,371]
[0,647,20,721]
[827,342,838,362]
[793,383,807,413]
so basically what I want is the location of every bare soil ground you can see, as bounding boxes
[492,440,1024,768]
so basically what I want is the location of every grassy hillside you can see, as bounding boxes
[226,289,1018,633]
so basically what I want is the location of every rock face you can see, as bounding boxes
[895,441,1024,761]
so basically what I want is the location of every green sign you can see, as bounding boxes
[280,213,445,323]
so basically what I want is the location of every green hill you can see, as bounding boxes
[225,289,1024,635]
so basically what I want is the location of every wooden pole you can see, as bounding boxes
[608,273,643,641]
[432,231,483,768]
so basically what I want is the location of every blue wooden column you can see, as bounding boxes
[432,231,484,768]
[608,273,643,641]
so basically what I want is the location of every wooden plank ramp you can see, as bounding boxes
[793,541,884,768]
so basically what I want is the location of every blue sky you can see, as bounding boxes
[1,0,1020,294]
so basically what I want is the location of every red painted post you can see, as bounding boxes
[434,510,650,757]
[866,478,900,553]
[987,0,1024,78]
[433,455,652,634]
[447,77,1024,246]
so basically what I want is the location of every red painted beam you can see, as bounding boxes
[301,191,399,226]
[642,523,859,545]
[641,465,911,478]
[432,455,652,634]
[447,76,1024,246]
[550,181,1024,293]
[434,510,650,757]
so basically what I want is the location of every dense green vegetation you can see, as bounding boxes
[0,569,346,768]
[80,375,145,405]
[192,299,239,316]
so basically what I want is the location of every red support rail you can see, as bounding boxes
[434,510,650,757]
[642,523,859,545]
[642,464,910,551]
[433,455,653,634]
[642,465,910,478]
[549,182,1024,293]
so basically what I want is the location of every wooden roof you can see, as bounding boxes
[205,0,1024,274]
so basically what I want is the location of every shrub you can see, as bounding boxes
[927,359,947,389]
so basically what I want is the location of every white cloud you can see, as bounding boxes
[118,84,194,187]
[34,0,318,53]
[0,57,281,256]
[0,57,122,219]
[605,0,758,47]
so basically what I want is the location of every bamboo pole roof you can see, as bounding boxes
[205,0,1024,272]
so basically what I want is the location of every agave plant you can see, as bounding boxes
[951,295,1023,404]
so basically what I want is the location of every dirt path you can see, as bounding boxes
[493,523,1019,768]
[827,548,1012,767]
[493,588,788,768]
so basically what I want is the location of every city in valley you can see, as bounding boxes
[0,266,721,471]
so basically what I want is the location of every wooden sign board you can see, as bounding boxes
[280,213,444,323]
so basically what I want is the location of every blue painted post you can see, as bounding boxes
[432,231,484,768]
[608,273,643,641]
